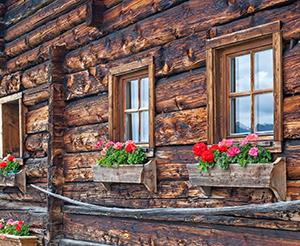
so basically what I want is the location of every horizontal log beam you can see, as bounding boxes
[23,84,49,106]
[284,95,300,139]
[26,105,49,134]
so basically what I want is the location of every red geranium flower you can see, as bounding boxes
[7,155,14,162]
[218,145,227,153]
[201,150,214,163]
[15,224,21,232]
[192,142,207,157]
[125,140,137,153]
[209,144,219,151]
[0,161,6,168]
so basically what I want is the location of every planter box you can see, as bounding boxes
[0,234,37,246]
[187,157,286,201]
[0,168,26,193]
[93,159,157,193]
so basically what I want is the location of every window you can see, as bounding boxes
[109,57,154,149]
[206,21,282,152]
[0,93,24,159]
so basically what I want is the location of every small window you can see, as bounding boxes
[0,93,24,158]
[206,21,282,152]
[109,57,154,149]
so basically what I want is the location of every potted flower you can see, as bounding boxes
[0,219,37,246]
[187,134,286,201]
[93,140,157,193]
[0,155,26,193]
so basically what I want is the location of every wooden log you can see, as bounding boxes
[287,180,300,201]
[284,43,300,95]
[5,4,88,58]
[156,68,206,113]
[155,107,207,146]
[156,145,195,164]
[5,0,87,42]
[64,0,295,72]
[23,84,49,106]
[25,133,49,158]
[21,62,49,89]
[284,95,300,139]
[0,72,21,97]
[25,158,48,183]
[65,95,108,127]
[285,141,300,179]
[5,0,54,26]
[64,123,109,153]
[211,1,300,41]
[63,213,300,246]
[26,105,49,134]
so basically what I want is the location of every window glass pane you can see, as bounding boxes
[140,77,149,108]
[230,96,251,134]
[2,100,20,157]
[126,79,138,109]
[255,93,274,132]
[230,54,251,93]
[254,49,273,90]
[140,111,149,143]
[125,113,139,142]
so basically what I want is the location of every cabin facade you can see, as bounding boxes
[0,0,300,245]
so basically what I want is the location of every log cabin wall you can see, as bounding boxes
[0,0,299,245]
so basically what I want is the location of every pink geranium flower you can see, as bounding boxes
[95,140,105,149]
[100,147,107,156]
[105,141,115,148]
[218,138,234,147]
[245,133,258,141]
[0,234,6,240]
[6,219,14,225]
[248,147,258,157]
[113,142,124,150]
[240,139,248,146]
[227,146,241,157]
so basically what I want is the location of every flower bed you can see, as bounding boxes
[0,219,37,246]
[0,155,26,193]
[188,134,286,200]
[93,140,157,192]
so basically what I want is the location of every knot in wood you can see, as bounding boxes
[246,5,255,14]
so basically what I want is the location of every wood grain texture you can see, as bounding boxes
[65,95,108,127]
[64,123,109,153]
[0,72,21,97]
[21,62,49,89]
[155,107,207,146]
[284,43,300,95]
[25,133,49,158]
[26,105,49,134]
[284,95,300,139]
[156,68,206,113]
[23,84,49,106]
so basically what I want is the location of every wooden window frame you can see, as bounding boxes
[108,57,155,151]
[0,92,25,161]
[206,21,283,152]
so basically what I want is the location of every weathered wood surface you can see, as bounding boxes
[155,107,207,146]
[26,105,49,134]
[65,95,108,127]
[0,169,26,193]
[21,62,49,89]
[284,95,300,139]
[63,213,300,246]
[6,5,88,58]
[93,160,157,193]
[284,43,300,95]
[285,141,300,180]
[25,158,47,183]
[64,0,295,73]
[64,123,109,153]
[0,72,21,97]
[23,84,49,106]
[25,133,49,158]
[187,158,286,201]
[0,235,38,246]
[156,68,206,113]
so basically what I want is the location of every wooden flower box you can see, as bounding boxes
[0,168,26,193]
[92,159,157,193]
[0,235,37,246]
[187,157,286,201]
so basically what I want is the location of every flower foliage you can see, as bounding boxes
[0,155,20,177]
[96,140,147,167]
[0,219,30,237]
[192,134,272,172]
